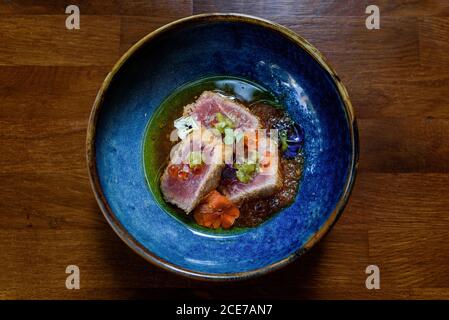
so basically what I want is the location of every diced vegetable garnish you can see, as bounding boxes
[234,162,258,183]
[214,112,235,134]
[188,151,203,167]
[223,128,235,145]
[193,190,240,229]
[280,131,289,151]
[174,116,199,140]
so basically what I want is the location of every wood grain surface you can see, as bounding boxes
[1,0,448,300]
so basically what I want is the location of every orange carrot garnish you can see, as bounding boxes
[193,190,240,229]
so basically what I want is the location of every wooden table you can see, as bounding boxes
[1,0,448,300]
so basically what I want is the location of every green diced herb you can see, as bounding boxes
[223,128,235,145]
[234,163,258,183]
[280,130,289,151]
[214,112,235,134]
[188,151,203,167]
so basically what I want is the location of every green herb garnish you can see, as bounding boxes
[214,112,235,134]
[234,162,258,183]
[223,128,235,145]
[280,130,289,151]
[188,151,203,167]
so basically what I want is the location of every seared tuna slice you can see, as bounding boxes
[160,130,224,213]
[183,91,260,130]
[220,136,282,205]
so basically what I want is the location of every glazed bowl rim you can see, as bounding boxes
[86,13,359,281]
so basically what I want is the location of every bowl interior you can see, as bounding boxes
[93,16,355,278]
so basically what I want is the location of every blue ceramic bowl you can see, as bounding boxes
[87,14,358,280]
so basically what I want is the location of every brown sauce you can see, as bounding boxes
[235,103,304,227]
